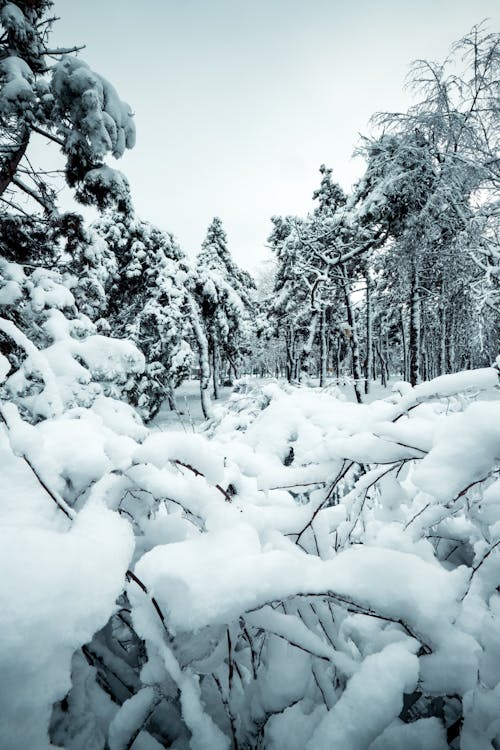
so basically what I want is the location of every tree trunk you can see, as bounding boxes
[448,311,456,372]
[422,347,429,381]
[226,354,238,386]
[285,327,295,383]
[211,334,220,400]
[375,339,388,387]
[187,298,212,419]
[301,310,319,381]
[0,126,30,198]
[439,297,447,375]
[166,383,177,412]
[342,270,363,404]
[319,309,328,387]
[364,269,373,394]
[409,263,421,386]
[400,308,408,381]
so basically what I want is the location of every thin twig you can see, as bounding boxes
[174,459,232,502]
[125,570,169,632]
[294,461,353,544]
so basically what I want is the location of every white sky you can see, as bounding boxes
[46,0,499,272]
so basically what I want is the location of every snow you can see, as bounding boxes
[0,435,134,749]
[412,401,500,502]
[393,368,499,417]
[91,395,148,441]
[369,718,448,750]
[0,55,34,111]
[108,687,157,750]
[81,165,130,198]
[134,431,225,485]
[0,279,22,305]
[1,2,26,32]
[3,309,145,419]
[150,378,233,428]
[0,316,64,417]
[0,352,11,383]
[0,9,498,744]
[306,641,419,750]
[30,269,75,311]
[0,364,498,747]
[52,56,135,158]
[246,605,356,674]
[264,702,325,750]
[130,522,467,642]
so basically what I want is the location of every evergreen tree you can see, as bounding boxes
[0,0,135,217]
[0,1,142,419]
[78,213,194,420]
[195,217,255,399]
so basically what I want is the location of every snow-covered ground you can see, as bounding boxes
[2,366,500,749]
[150,380,234,430]
[151,377,396,431]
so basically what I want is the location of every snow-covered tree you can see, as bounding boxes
[78,213,194,420]
[245,259,287,378]
[0,0,135,215]
[355,25,500,383]
[194,217,255,399]
[268,168,380,399]
[0,2,143,420]
[267,215,309,381]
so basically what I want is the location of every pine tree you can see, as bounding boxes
[80,213,194,420]
[0,2,142,419]
[195,217,255,400]
[0,0,135,217]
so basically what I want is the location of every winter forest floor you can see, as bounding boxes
[151,377,397,432]
[152,376,500,432]
[3,364,500,750]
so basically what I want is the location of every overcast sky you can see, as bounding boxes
[48,0,499,272]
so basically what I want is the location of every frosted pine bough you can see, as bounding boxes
[0,351,499,749]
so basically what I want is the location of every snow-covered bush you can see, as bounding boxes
[0,260,145,421]
[1,355,499,748]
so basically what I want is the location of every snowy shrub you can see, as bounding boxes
[0,261,145,421]
[1,358,499,749]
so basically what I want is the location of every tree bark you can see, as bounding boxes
[301,310,319,381]
[187,298,212,419]
[364,269,373,394]
[319,309,328,387]
[439,289,447,375]
[400,308,408,381]
[375,339,388,387]
[211,334,220,400]
[448,311,456,372]
[166,383,177,412]
[409,263,421,386]
[285,328,295,383]
[0,126,30,198]
[342,270,363,403]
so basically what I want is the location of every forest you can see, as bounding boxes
[0,2,499,749]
